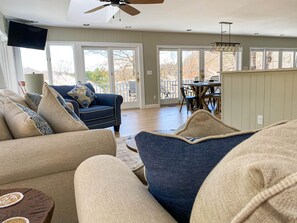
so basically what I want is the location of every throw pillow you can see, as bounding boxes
[175,110,239,138]
[135,130,256,223]
[0,89,29,108]
[67,81,96,108]
[0,104,13,141]
[190,121,294,223]
[3,99,54,139]
[24,92,42,112]
[38,83,88,133]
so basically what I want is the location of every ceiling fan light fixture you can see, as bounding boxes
[211,22,241,53]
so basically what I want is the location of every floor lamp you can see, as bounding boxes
[24,73,44,95]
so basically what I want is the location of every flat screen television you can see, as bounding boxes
[7,21,48,50]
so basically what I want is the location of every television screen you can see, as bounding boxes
[7,21,48,50]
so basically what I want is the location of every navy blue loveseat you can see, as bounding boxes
[51,83,123,132]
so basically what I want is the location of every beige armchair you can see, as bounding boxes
[0,129,116,223]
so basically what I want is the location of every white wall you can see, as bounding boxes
[0,11,6,35]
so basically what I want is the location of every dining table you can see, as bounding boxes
[184,81,221,110]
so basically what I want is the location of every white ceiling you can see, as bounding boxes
[0,0,297,37]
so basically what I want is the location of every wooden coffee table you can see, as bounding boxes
[0,188,55,223]
[126,129,176,152]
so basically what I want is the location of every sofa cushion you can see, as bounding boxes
[67,81,96,108]
[190,121,296,223]
[38,83,88,133]
[24,92,42,112]
[4,99,54,139]
[0,104,13,141]
[0,89,29,108]
[80,105,114,122]
[135,129,256,223]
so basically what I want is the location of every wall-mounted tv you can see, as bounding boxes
[7,21,48,50]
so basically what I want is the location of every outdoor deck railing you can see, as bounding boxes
[92,79,194,102]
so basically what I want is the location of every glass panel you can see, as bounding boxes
[113,49,137,103]
[84,49,110,93]
[266,51,279,69]
[222,52,237,71]
[159,50,178,100]
[250,51,263,70]
[282,51,294,68]
[20,48,49,82]
[182,50,199,84]
[49,45,76,85]
[204,51,220,81]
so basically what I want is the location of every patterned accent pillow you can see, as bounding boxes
[67,81,96,108]
[25,93,42,112]
[3,99,54,139]
[38,83,88,133]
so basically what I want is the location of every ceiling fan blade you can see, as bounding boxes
[127,0,164,4]
[85,4,110,14]
[119,4,140,16]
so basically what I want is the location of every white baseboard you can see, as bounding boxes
[144,104,161,109]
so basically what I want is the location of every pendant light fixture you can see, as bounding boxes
[211,22,240,53]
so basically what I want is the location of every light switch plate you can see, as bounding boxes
[147,70,153,75]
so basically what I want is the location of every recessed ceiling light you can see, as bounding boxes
[125,26,132,29]
[186,29,192,32]
[83,24,90,27]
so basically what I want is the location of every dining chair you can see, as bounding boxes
[203,77,221,115]
[179,86,198,114]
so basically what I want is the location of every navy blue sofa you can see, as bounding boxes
[51,83,123,132]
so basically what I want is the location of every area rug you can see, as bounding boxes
[116,136,143,170]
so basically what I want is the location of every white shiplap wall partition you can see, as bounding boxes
[221,69,297,130]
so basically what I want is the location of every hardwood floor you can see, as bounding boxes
[110,105,218,138]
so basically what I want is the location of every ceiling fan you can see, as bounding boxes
[85,0,164,16]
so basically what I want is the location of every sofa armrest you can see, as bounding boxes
[75,156,176,223]
[64,98,80,116]
[0,130,116,185]
[95,94,123,125]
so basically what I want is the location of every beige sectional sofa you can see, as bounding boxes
[0,89,117,223]
[75,119,297,223]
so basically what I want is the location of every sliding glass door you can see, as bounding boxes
[83,47,140,108]
[159,49,179,104]
[158,47,241,105]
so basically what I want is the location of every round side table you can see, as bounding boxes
[0,188,55,223]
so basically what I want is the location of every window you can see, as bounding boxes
[222,52,238,71]
[250,48,297,70]
[250,51,264,70]
[20,48,49,82]
[204,51,220,80]
[159,50,178,100]
[49,45,76,85]
[20,45,76,86]
[265,51,279,69]
[282,51,294,68]
[84,49,110,93]
[182,50,199,84]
